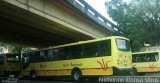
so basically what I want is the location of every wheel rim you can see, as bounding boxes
[32,73,36,78]
[74,72,80,80]
[131,68,137,75]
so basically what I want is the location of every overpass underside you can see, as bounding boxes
[0,0,114,48]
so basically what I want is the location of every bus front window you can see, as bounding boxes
[116,38,130,51]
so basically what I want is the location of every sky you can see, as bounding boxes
[85,0,129,24]
[85,0,110,20]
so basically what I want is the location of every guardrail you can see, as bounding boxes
[64,0,123,35]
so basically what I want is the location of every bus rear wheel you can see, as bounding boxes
[71,70,82,81]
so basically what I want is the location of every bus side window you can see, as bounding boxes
[149,53,156,62]
[98,40,111,56]
[48,49,54,61]
[65,47,71,59]
[53,49,58,60]
[40,50,48,61]
[48,49,59,61]
[59,47,67,60]
[71,45,82,59]
[150,55,155,62]
[132,55,139,63]
[141,54,147,62]
[23,53,30,63]
[30,51,38,63]
[83,42,98,57]
[136,55,141,62]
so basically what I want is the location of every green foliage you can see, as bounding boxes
[0,42,31,54]
[105,0,160,51]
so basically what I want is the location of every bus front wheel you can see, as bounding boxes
[71,69,82,81]
[30,71,36,80]
[130,68,137,76]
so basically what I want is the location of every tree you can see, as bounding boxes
[0,42,31,54]
[105,0,160,51]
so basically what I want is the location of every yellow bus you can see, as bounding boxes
[22,36,134,81]
[0,53,22,77]
[132,51,160,75]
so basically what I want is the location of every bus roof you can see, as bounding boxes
[36,36,128,51]
[26,36,128,52]
[132,51,160,55]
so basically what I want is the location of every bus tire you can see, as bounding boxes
[130,68,137,76]
[71,69,82,81]
[30,71,36,80]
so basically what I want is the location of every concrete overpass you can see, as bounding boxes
[0,0,122,47]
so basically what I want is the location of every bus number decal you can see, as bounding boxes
[97,59,110,71]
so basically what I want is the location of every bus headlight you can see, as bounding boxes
[155,55,159,61]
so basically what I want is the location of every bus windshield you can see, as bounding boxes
[116,38,130,51]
